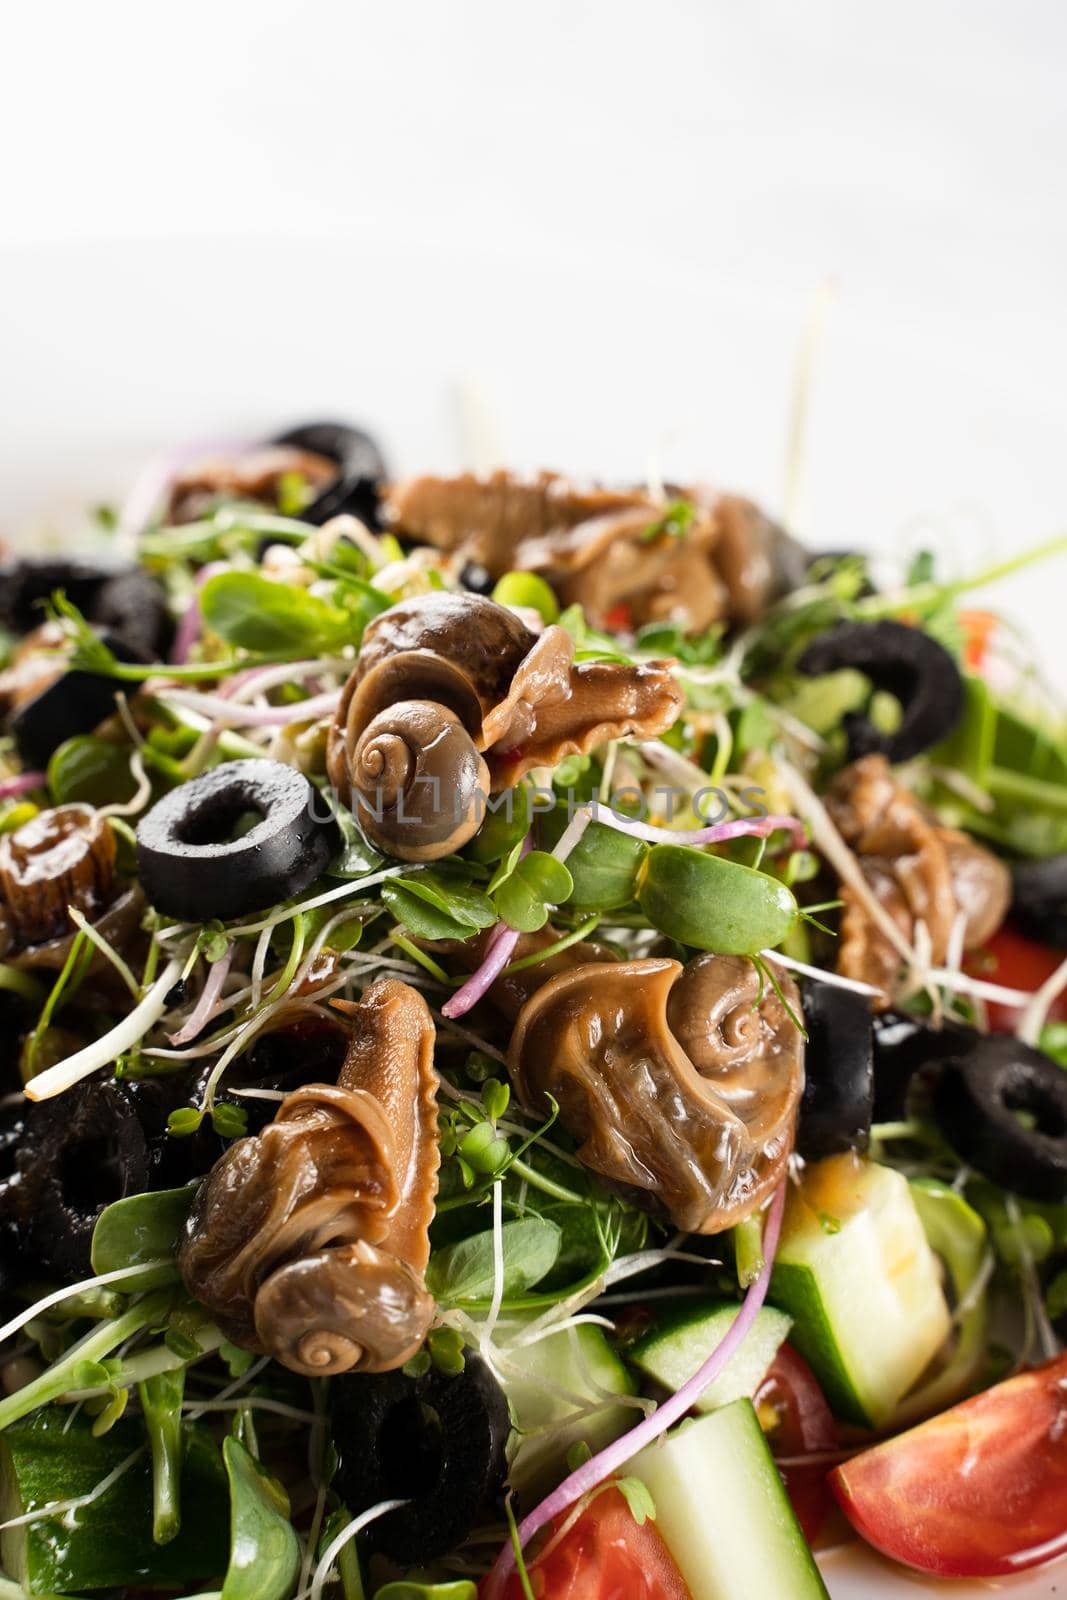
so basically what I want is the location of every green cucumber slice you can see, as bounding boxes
[630,1399,829,1598]
[770,1154,950,1428]
[0,1410,227,1595]
[500,1323,637,1498]
[628,1300,792,1412]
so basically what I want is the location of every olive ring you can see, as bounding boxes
[332,1355,511,1564]
[932,1035,1067,1201]
[136,759,338,921]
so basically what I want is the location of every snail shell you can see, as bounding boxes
[253,1238,435,1376]
[343,699,490,861]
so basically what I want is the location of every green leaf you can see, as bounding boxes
[221,1436,301,1600]
[615,1475,657,1526]
[200,570,353,653]
[0,1411,227,1594]
[425,1218,561,1305]
[465,783,532,865]
[48,735,139,807]
[639,498,695,544]
[90,1185,196,1286]
[327,803,386,879]
[139,1367,186,1547]
[492,851,574,934]
[373,1584,478,1600]
[538,807,645,911]
[382,872,496,941]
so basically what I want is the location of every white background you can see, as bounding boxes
[2,0,1065,680]
[1,4,1065,1593]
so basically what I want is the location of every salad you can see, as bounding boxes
[0,418,1064,1600]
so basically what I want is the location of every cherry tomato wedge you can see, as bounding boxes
[830,1352,1067,1577]
[958,608,997,672]
[755,1344,837,1543]
[601,603,634,634]
[966,926,1067,1033]
[489,1486,691,1600]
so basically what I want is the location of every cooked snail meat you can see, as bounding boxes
[179,979,440,1377]
[136,759,338,921]
[327,593,681,861]
[0,804,116,948]
[508,954,803,1233]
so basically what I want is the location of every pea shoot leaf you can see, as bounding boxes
[426,1218,562,1305]
[382,871,497,941]
[490,849,574,934]
[221,1436,300,1600]
[200,570,353,653]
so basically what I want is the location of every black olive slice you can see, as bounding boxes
[136,759,338,921]
[92,569,174,660]
[9,630,143,768]
[796,619,964,763]
[0,557,126,635]
[797,979,874,1159]
[932,1034,1067,1201]
[871,1010,978,1120]
[4,1077,167,1282]
[271,421,387,528]
[1010,853,1067,947]
[332,1354,510,1563]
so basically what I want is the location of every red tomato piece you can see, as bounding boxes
[755,1344,837,1543]
[601,603,633,635]
[966,926,1067,1033]
[830,1352,1067,1578]
[958,609,997,672]
[490,1486,691,1600]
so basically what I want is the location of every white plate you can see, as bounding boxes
[820,1544,1067,1598]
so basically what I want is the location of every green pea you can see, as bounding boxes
[538,807,648,910]
[636,844,798,955]
[492,570,560,624]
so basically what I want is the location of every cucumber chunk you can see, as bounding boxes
[628,1301,792,1412]
[0,1410,228,1595]
[630,1399,830,1599]
[770,1154,950,1428]
[500,1323,637,1499]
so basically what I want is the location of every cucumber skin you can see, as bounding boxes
[631,1399,830,1600]
[769,1260,870,1427]
[628,1301,792,1412]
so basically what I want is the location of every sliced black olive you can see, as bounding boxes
[932,1034,1067,1201]
[136,759,339,921]
[796,619,964,763]
[3,1076,169,1282]
[92,569,174,660]
[871,1010,978,1120]
[0,557,172,658]
[332,1354,510,1564]
[9,630,143,768]
[0,557,125,635]
[1010,853,1067,948]
[797,979,874,1158]
[271,421,387,528]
